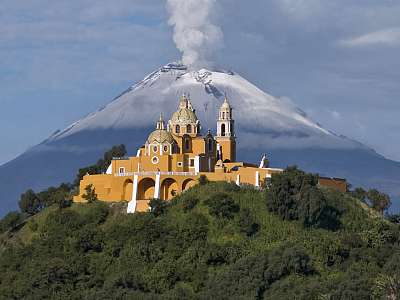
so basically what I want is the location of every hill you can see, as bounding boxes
[1,62,400,216]
[1,172,399,299]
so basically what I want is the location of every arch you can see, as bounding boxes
[182,179,196,191]
[186,124,192,133]
[122,179,133,201]
[137,178,155,200]
[221,123,226,136]
[175,125,180,134]
[161,178,179,201]
[223,159,231,163]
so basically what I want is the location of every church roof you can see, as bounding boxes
[170,94,198,124]
[147,114,175,144]
[170,108,198,124]
[147,129,175,144]
[221,96,231,110]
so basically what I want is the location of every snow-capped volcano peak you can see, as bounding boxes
[49,62,358,150]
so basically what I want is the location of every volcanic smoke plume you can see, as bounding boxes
[166,0,223,68]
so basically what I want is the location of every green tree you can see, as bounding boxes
[205,193,239,219]
[182,197,199,212]
[74,144,127,186]
[198,175,209,186]
[367,189,391,215]
[149,198,168,217]
[18,189,43,215]
[351,187,367,202]
[96,144,127,173]
[237,208,260,236]
[82,184,98,203]
[266,166,318,221]
[0,211,24,233]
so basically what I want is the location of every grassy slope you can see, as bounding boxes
[0,181,392,299]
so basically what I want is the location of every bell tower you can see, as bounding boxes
[216,95,236,162]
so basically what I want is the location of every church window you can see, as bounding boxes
[221,124,226,136]
[208,139,213,152]
[222,112,225,119]
[187,124,192,133]
[176,125,180,134]
[152,156,159,164]
[190,158,195,167]
[153,145,158,153]
[185,138,190,150]
[119,167,125,174]
[177,162,183,167]
[163,145,168,152]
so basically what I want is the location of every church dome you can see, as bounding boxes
[147,129,175,144]
[170,108,198,124]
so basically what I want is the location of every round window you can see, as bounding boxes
[153,146,158,153]
[163,145,168,152]
[152,156,159,164]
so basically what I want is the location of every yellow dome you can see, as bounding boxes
[147,129,175,144]
[170,108,198,124]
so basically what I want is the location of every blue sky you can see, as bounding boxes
[1,0,400,165]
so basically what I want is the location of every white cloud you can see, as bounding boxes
[339,27,400,47]
[330,110,342,121]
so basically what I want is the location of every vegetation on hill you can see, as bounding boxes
[0,146,399,299]
[0,169,399,299]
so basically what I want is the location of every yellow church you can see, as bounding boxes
[74,94,284,213]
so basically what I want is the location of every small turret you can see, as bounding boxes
[215,94,236,162]
[156,113,165,130]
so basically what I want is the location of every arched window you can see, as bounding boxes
[221,124,226,136]
[208,139,213,152]
[176,125,180,134]
[222,112,225,119]
[187,124,192,133]
[185,138,190,151]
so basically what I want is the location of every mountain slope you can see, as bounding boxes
[1,63,399,215]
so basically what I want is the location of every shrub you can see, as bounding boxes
[267,166,340,229]
[82,184,98,203]
[149,198,169,217]
[182,197,199,212]
[18,189,43,215]
[205,193,239,219]
[237,208,260,236]
[0,211,24,233]
[198,175,209,186]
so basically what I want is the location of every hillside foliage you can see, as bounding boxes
[0,146,399,299]
[1,169,400,299]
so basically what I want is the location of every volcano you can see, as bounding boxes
[1,63,399,215]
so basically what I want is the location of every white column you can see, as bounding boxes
[106,163,112,175]
[195,156,200,173]
[255,171,260,187]
[154,173,161,199]
[127,174,139,213]
[236,174,240,186]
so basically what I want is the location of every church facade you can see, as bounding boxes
[74,95,284,212]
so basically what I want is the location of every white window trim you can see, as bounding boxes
[119,167,125,174]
